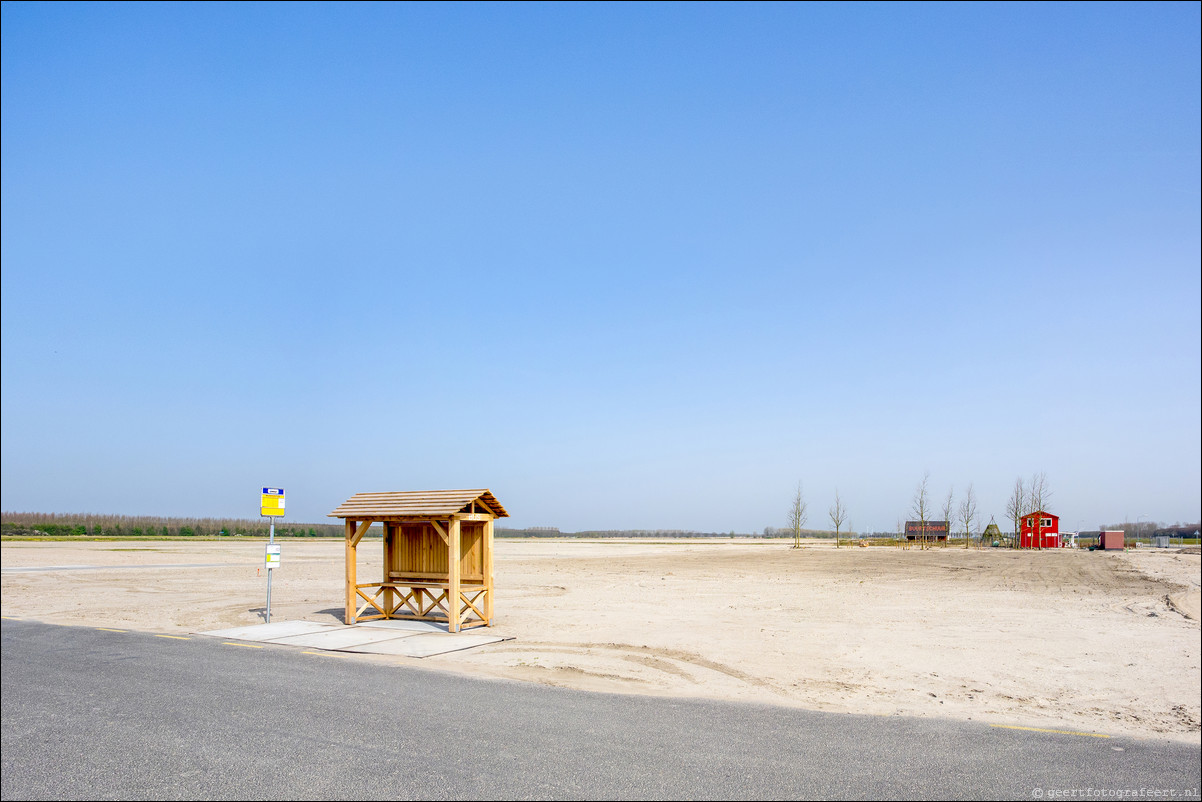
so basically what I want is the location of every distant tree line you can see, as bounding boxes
[1,511,357,538]
[8,511,1193,543]
[1095,521,1200,538]
[761,527,832,539]
[496,527,763,538]
[498,527,873,539]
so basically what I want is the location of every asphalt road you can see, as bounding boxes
[2,618,1198,800]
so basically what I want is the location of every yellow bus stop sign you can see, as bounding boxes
[261,487,285,517]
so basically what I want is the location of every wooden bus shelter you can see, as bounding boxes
[329,489,508,632]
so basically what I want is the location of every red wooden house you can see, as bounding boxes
[1020,510,1060,548]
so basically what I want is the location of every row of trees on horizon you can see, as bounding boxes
[0,512,349,539]
[2,504,1197,541]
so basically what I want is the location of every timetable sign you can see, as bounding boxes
[261,487,285,517]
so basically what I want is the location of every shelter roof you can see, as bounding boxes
[328,489,509,520]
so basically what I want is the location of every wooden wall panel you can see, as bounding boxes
[460,522,484,581]
[385,520,486,583]
[392,522,450,577]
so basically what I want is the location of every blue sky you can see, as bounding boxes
[2,2,1199,532]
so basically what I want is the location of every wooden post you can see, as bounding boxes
[484,515,494,625]
[448,517,462,633]
[345,519,357,624]
[382,522,395,618]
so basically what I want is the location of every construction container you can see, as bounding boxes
[1099,530,1125,550]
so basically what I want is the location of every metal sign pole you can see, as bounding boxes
[267,519,274,623]
[260,487,284,624]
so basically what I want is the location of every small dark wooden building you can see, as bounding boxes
[905,520,950,541]
[329,489,509,632]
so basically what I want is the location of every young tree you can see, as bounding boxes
[829,490,847,549]
[1028,471,1052,549]
[912,471,931,549]
[1006,476,1025,549]
[942,486,955,547]
[959,483,978,550]
[789,482,808,549]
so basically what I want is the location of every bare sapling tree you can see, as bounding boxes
[942,486,955,548]
[829,490,847,549]
[789,482,808,549]
[1006,476,1025,549]
[1028,471,1052,549]
[912,471,931,550]
[959,483,978,549]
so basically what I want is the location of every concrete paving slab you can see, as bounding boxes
[357,619,447,633]
[266,626,420,650]
[197,619,511,658]
[341,632,509,657]
[200,621,340,641]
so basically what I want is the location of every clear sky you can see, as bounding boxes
[2,2,1199,533]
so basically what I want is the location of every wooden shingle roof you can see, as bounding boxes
[328,489,508,520]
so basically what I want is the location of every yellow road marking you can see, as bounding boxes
[155,634,191,640]
[990,724,1110,738]
[221,641,262,648]
[96,627,127,633]
[1,616,22,620]
[302,650,349,658]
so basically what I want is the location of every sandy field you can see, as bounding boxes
[2,538,1198,743]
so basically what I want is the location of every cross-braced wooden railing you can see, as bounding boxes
[353,581,489,629]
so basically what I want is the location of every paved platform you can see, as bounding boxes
[199,619,509,658]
